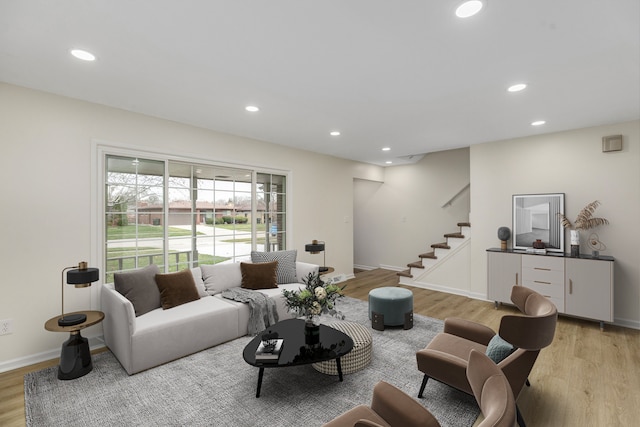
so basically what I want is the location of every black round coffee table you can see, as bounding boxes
[243,318,354,397]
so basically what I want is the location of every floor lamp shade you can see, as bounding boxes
[305,240,328,272]
[58,262,100,327]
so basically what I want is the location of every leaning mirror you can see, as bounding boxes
[512,193,565,252]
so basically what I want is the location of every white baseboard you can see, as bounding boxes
[0,335,105,373]
[378,264,405,272]
[353,264,377,271]
[404,281,479,299]
[613,316,640,330]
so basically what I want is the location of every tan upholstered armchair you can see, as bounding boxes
[416,286,557,427]
[323,350,516,427]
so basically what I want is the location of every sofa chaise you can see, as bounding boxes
[101,251,318,375]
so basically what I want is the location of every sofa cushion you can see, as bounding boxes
[251,249,297,284]
[114,264,161,317]
[240,261,278,290]
[155,269,201,309]
[201,263,242,295]
[190,267,208,297]
[485,334,515,363]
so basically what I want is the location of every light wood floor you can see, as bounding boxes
[1,268,638,426]
[346,269,640,427]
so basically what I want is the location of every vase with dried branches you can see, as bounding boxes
[557,200,609,257]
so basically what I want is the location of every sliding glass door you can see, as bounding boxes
[103,154,287,283]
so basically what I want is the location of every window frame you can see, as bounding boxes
[92,141,292,287]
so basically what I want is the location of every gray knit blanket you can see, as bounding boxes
[221,287,279,335]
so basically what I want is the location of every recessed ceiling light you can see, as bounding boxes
[508,83,527,92]
[531,120,546,126]
[245,105,259,112]
[382,147,391,151]
[330,131,341,136]
[455,1,484,18]
[70,49,96,61]
[385,161,393,164]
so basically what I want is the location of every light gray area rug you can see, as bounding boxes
[25,296,479,427]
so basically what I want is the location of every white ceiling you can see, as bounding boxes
[1,1,638,166]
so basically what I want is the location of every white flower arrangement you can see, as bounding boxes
[282,272,346,320]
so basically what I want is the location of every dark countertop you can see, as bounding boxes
[487,247,614,261]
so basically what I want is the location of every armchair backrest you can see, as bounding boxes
[499,285,558,351]
[467,350,517,427]
[496,286,558,399]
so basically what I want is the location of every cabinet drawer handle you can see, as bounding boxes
[515,273,518,285]
[569,279,573,294]
[534,280,551,285]
[534,267,551,271]
[543,295,551,298]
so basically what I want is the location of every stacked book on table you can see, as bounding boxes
[255,338,284,362]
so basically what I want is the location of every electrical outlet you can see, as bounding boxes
[0,318,13,335]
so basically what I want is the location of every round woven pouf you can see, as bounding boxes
[312,321,372,375]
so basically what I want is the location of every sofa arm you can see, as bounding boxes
[295,261,319,282]
[100,283,136,374]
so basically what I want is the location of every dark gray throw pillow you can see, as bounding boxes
[251,250,297,284]
[114,264,161,317]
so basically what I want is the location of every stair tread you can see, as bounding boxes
[419,252,437,259]
[444,232,465,238]
[400,221,467,283]
[431,242,451,249]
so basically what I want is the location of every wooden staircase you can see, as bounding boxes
[397,222,470,280]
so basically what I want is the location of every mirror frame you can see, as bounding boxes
[512,193,565,252]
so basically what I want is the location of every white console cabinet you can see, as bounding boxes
[487,249,614,328]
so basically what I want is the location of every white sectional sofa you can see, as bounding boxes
[101,259,318,375]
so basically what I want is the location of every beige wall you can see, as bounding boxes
[1,81,637,370]
[354,148,470,270]
[0,83,382,368]
[470,120,640,327]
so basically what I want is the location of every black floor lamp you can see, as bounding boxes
[305,240,328,273]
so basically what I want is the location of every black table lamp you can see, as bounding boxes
[305,240,328,273]
[58,261,100,327]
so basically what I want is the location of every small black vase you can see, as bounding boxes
[304,321,320,345]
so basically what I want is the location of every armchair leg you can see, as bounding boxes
[516,404,526,427]
[526,378,531,387]
[418,374,429,398]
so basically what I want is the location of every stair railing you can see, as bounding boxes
[441,183,470,208]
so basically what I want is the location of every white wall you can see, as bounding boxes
[470,120,640,328]
[0,83,383,368]
[354,148,470,270]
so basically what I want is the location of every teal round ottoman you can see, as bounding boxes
[368,287,414,330]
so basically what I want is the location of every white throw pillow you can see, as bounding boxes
[190,267,208,298]
[201,263,242,295]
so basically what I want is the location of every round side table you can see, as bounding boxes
[45,310,105,380]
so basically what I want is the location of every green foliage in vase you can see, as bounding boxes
[558,200,609,230]
[282,272,346,319]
